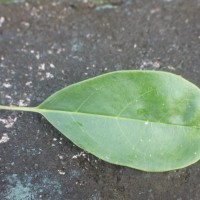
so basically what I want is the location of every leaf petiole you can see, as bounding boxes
[0,105,38,113]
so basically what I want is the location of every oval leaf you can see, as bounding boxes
[35,71,200,172]
[1,70,200,172]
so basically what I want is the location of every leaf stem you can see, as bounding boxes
[0,105,38,113]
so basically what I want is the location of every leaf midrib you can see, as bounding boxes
[37,107,200,129]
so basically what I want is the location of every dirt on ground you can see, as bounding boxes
[0,0,200,199]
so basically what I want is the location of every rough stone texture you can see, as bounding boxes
[0,0,200,199]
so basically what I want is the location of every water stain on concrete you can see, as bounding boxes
[5,172,62,199]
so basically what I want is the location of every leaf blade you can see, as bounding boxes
[37,70,200,171]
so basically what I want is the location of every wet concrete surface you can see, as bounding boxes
[0,0,200,199]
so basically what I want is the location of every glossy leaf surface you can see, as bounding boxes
[1,70,200,172]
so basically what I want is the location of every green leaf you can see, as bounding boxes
[1,70,200,172]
